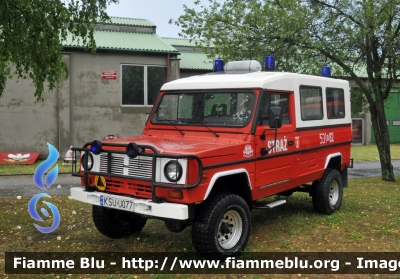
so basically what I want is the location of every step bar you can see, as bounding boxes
[253,199,286,209]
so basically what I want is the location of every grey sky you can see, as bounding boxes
[106,0,201,38]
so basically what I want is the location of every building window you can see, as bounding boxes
[121,65,167,106]
[326,88,345,119]
[300,86,323,120]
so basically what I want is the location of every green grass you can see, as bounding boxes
[351,144,400,162]
[1,176,400,278]
[0,160,72,175]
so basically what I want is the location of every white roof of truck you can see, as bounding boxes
[161,71,349,92]
[161,71,352,129]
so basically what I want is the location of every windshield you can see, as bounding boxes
[152,91,256,127]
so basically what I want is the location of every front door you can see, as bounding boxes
[254,91,296,197]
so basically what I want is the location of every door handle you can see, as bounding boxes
[288,140,294,146]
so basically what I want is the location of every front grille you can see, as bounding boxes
[104,178,152,199]
[128,157,152,178]
[99,153,153,179]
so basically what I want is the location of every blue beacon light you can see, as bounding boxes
[213,58,224,72]
[264,55,275,71]
[322,65,331,77]
[90,140,102,155]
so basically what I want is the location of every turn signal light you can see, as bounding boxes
[168,190,183,199]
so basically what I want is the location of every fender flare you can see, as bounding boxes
[203,168,252,200]
[324,152,342,169]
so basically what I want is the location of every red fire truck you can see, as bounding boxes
[71,58,353,257]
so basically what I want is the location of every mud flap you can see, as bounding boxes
[341,167,348,188]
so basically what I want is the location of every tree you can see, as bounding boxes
[175,0,399,181]
[0,0,118,101]
[350,88,368,116]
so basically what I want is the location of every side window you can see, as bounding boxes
[259,93,290,125]
[326,88,345,119]
[300,86,323,120]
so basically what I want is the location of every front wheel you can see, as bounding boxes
[312,168,343,215]
[92,205,147,239]
[192,193,251,257]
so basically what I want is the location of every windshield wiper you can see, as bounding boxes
[158,120,185,135]
[195,121,219,138]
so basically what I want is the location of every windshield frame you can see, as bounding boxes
[150,89,257,128]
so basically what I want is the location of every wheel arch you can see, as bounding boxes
[324,152,342,171]
[203,169,253,208]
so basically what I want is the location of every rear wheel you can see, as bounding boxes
[192,193,251,257]
[92,205,147,239]
[312,168,343,215]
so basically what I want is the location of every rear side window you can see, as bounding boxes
[300,86,323,120]
[326,88,345,119]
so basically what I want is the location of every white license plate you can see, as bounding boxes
[99,195,134,211]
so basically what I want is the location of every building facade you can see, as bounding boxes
[0,17,181,157]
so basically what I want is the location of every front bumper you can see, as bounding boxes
[72,142,203,203]
[71,187,189,220]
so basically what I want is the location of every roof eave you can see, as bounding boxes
[63,45,180,55]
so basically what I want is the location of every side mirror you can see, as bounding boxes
[268,106,282,129]
[260,106,282,141]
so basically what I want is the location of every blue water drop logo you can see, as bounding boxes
[28,193,60,234]
[28,143,61,233]
[33,142,59,190]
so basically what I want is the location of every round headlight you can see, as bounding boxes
[126,142,139,158]
[164,161,183,182]
[81,152,93,170]
[90,140,102,155]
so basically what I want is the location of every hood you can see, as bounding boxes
[103,135,241,158]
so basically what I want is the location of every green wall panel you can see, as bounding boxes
[371,91,400,144]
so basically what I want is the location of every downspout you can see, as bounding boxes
[167,54,171,82]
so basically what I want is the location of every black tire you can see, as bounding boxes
[312,168,343,215]
[92,205,147,239]
[192,193,251,257]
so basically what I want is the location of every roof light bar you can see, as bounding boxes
[224,60,262,72]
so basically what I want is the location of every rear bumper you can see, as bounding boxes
[70,187,189,220]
